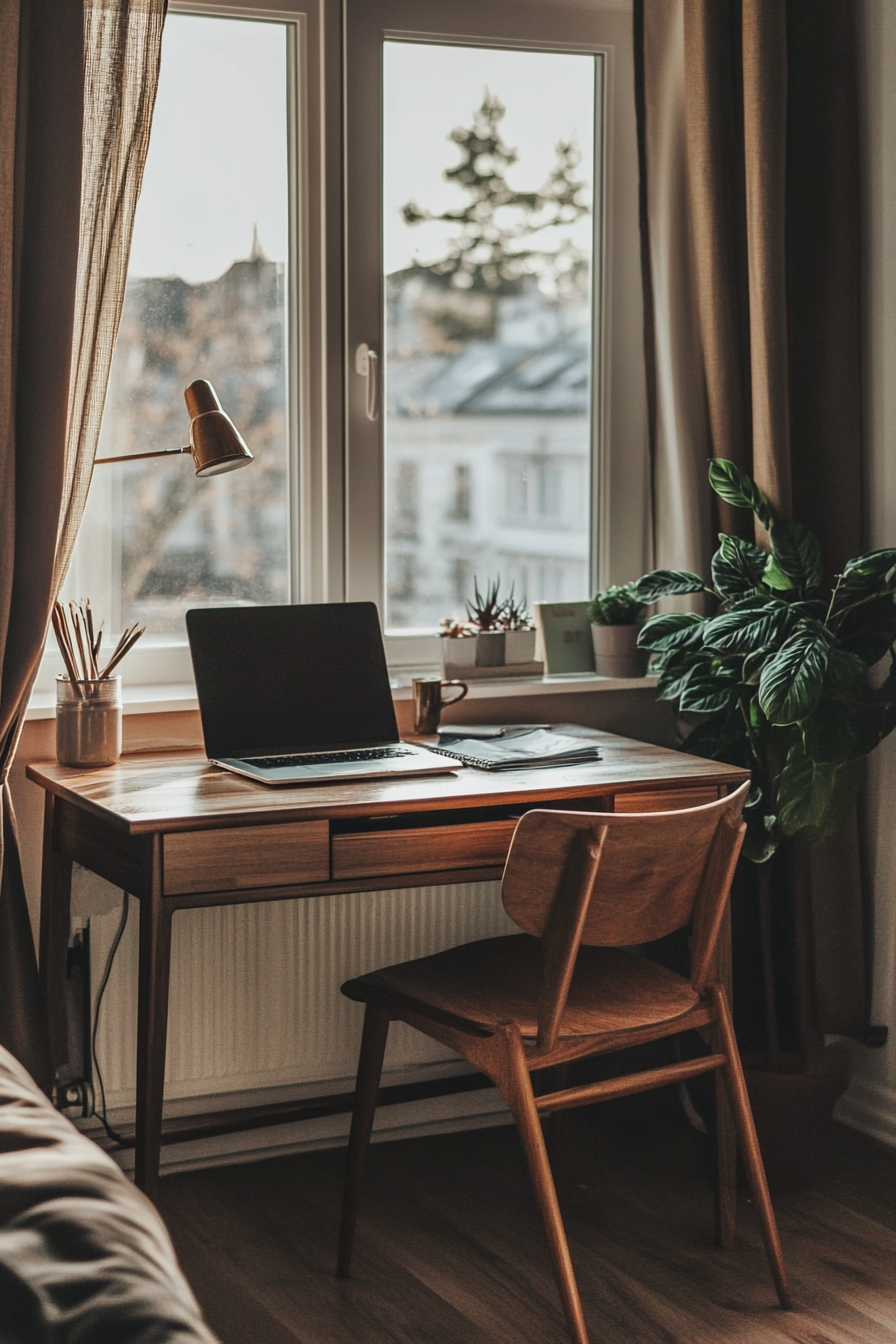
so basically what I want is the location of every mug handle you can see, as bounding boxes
[440,679,468,709]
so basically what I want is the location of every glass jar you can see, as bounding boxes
[55,676,122,767]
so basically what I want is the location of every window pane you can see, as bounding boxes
[383,42,597,630]
[67,14,291,640]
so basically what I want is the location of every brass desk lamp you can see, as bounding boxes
[94,379,253,476]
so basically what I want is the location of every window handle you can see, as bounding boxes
[355,342,379,421]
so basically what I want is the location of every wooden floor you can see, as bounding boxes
[158,1097,896,1344]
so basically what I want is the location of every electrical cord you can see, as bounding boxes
[91,891,130,1144]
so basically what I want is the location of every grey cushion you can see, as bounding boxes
[0,1046,218,1344]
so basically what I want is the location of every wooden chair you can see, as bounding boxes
[337,782,790,1343]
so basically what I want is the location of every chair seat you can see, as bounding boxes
[342,933,700,1040]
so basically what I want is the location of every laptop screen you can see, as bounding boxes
[186,603,400,759]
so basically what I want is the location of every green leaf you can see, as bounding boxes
[835,592,896,667]
[824,648,868,691]
[828,551,896,664]
[762,556,795,591]
[632,570,707,604]
[678,679,739,715]
[680,712,753,769]
[708,459,772,527]
[749,697,768,732]
[711,535,769,601]
[637,612,706,652]
[841,548,896,584]
[810,759,864,842]
[800,649,867,764]
[769,520,823,590]
[702,601,794,655]
[656,656,700,703]
[802,704,856,766]
[777,738,837,835]
[778,739,863,842]
[742,649,767,685]
[741,797,779,863]
[757,631,830,724]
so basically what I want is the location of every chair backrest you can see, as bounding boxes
[501,782,749,1048]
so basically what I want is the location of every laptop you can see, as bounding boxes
[186,603,456,785]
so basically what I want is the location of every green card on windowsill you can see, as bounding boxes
[533,601,596,675]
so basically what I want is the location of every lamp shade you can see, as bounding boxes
[185,380,254,476]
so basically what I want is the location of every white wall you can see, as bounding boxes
[836,0,896,1146]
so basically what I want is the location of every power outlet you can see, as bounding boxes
[55,922,95,1117]
[57,1078,95,1117]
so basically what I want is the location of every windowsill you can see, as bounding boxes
[388,671,659,700]
[26,672,658,721]
[26,683,200,722]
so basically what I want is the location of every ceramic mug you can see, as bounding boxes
[412,676,468,734]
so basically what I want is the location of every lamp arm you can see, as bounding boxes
[94,446,191,466]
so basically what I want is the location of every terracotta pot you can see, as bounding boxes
[590,623,648,678]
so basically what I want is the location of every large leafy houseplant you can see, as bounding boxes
[634,459,896,863]
[633,461,896,1067]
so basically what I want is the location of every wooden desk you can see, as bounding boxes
[28,730,748,1204]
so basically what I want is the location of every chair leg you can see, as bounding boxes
[714,1058,738,1249]
[337,1003,390,1278]
[707,983,792,1309]
[496,1024,590,1344]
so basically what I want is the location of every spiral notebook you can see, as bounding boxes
[430,727,602,772]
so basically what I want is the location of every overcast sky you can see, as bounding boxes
[383,42,596,277]
[127,15,597,285]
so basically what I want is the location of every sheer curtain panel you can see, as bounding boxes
[0,0,165,1090]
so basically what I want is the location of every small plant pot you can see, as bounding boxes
[440,637,477,674]
[504,628,536,664]
[590,624,648,678]
[475,630,506,667]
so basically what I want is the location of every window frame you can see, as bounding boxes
[34,0,340,695]
[33,0,646,697]
[343,0,648,670]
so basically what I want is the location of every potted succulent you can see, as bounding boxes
[632,459,896,1186]
[440,577,537,673]
[587,582,649,677]
[466,575,509,666]
[502,589,537,665]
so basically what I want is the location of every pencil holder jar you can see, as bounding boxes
[55,675,122,767]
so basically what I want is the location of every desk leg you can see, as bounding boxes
[39,794,73,1075]
[134,835,172,1203]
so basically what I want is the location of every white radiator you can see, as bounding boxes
[79,872,515,1113]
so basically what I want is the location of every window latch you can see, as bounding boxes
[355,342,379,421]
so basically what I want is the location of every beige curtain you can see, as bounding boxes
[637,0,713,576]
[636,0,869,1043]
[0,0,165,1090]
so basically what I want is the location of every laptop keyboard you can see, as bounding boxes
[249,746,416,768]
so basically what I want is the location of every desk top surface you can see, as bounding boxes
[26,728,750,835]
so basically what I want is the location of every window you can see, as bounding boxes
[345,0,649,666]
[40,0,327,692]
[448,464,472,523]
[38,0,645,692]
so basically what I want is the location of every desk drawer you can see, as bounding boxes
[164,821,329,895]
[331,818,519,881]
[613,786,721,813]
